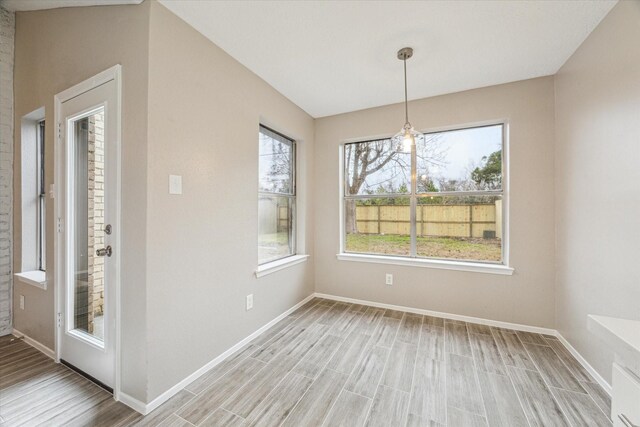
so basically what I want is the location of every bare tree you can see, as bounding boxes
[344,135,446,233]
[259,134,293,193]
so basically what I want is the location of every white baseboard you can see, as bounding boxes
[133,293,316,415]
[117,391,147,415]
[314,292,557,336]
[555,332,612,395]
[12,328,56,360]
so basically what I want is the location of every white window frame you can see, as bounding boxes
[15,107,48,289]
[37,119,46,271]
[256,125,305,276]
[338,120,513,275]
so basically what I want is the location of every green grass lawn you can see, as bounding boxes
[346,233,501,262]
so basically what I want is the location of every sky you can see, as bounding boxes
[348,123,503,194]
[427,124,502,184]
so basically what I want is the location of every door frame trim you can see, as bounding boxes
[54,64,122,400]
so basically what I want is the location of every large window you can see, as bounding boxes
[343,124,504,264]
[258,125,296,265]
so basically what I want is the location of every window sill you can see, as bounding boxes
[255,254,310,278]
[336,253,514,275]
[15,270,47,290]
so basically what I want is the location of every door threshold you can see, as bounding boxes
[60,359,113,394]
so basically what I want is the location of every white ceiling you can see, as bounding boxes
[159,0,616,118]
[3,0,615,117]
[0,0,142,12]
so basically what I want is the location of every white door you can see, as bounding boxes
[58,75,119,390]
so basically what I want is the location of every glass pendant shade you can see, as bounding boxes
[392,122,423,153]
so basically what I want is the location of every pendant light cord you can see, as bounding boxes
[403,58,409,124]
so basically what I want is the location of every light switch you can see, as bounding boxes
[169,175,182,195]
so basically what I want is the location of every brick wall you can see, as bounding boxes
[87,113,105,332]
[0,7,14,336]
[0,8,15,335]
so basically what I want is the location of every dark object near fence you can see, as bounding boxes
[483,230,496,239]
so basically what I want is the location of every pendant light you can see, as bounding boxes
[392,47,423,153]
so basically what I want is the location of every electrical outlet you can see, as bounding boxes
[246,294,254,311]
[20,295,25,310]
[385,274,393,286]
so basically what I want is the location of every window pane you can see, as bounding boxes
[71,111,106,342]
[345,139,410,196]
[38,120,46,270]
[344,196,411,256]
[417,195,502,262]
[417,125,502,192]
[258,195,294,264]
[259,127,294,194]
[39,195,45,270]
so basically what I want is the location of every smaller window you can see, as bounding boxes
[258,125,296,265]
[37,120,46,271]
[19,107,46,276]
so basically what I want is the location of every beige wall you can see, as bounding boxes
[315,77,557,328]
[555,0,640,385]
[145,1,315,400]
[13,2,150,400]
[12,0,315,404]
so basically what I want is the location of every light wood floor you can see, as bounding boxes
[0,298,612,426]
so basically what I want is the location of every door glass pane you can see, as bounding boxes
[71,109,105,342]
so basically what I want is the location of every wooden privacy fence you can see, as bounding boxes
[354,200,502,239]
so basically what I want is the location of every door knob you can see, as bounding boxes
[96,246,112,257]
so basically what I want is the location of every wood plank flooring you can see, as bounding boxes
[0,298,612,426]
